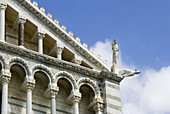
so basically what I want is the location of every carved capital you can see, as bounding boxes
[0,69,11,84]
[44,84,59,98]
[73,95,81,103]
[37,31,45,39]
[17,16,26,24]
[0,3,7,10]
[57,46,64,54]
[21,78,35,91]
[93,102,104,112]
[66,90,81,104]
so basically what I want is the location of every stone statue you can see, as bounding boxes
[111,39,119,73]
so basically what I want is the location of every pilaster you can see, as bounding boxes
[0,2,7,42]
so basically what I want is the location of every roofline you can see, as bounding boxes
[16,0,110,71]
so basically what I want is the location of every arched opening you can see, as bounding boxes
[32,71,50,113]
[56,78,73,113]
[8,64,26,113]
[79,84,95,114]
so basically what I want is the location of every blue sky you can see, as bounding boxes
[34,0,170,113]
[35,0,170,70]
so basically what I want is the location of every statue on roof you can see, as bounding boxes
[111,39,120,73]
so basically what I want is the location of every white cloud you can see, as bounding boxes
[91,39,170,114]
[90,39,112,67]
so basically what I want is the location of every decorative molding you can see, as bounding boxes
[21,77,35,91]
[0,41,123,82]
[44,84,59,98]
[0,70,11,84]
[55,71,77,90]
[8,57,31,76]
[31,64,53,83]
[77,77,100,96]
[0,3,7,10]
[16,0,110,71]
[0,54,6,69]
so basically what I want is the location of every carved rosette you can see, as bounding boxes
[0,3,7,10]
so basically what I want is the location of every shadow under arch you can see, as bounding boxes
[77,78,99,114]
[56,72,75,113]
[55,71,77,90]
[8,57,30,77]
[31,64,53,84]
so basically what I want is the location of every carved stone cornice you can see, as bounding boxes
[21,78,35,91]
[0,41,123,82]
[16,0,109,71]
[0,3,7,10]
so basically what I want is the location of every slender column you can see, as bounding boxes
[50,90,58,114]
[18,16,26,47]
[44,84,59,114]
[21,78,35,114]
[37,32,45,54]
[0,3,7,41]
[57,46,63,60]
[73,95,81,114]
[0,70,11,114]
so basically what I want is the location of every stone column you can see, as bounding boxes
[44,84,59,114]
[0,70,11,114]
[57,46,63,60]
[21,78,35,114]
[0,3,7,41]
[37,32,45,54]
[73,96,81,114]
[18,16,26,47]
[66,91,81,114]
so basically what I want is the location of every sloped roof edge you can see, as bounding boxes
[16,0,110,71]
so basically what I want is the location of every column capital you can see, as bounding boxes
[93,97,104,112]
[0,3,7,10]
[57,46,64,54]
[21,78,35,91]
[44,84,59,98]
[66,90,81,104]
[37,31,45,39]
[0,70,11,84]
[17,16,26,24]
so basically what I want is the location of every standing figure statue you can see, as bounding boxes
[111,39,119,73]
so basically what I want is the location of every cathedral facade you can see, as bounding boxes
[0,0,138,114]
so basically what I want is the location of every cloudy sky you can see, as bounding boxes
[35,0,170,113]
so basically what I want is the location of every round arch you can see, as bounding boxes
[31,64,53,84]
[8,57,30,77]
[55,71,77,90]
[77,77,99,98]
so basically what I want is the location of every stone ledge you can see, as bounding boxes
[0,41,123,82]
